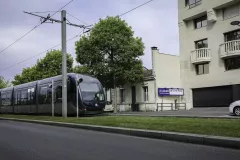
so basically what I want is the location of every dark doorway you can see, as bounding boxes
[131,86,138,111]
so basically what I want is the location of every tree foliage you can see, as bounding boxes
[73,65,91,75]
[12,50,74,85]
[75,16,145,89]
[0,76,11,89]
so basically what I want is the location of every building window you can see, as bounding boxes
[224,29,240,42]
[196,63,209,75]
[186,0,202,8]
[194,16,207,29]
[143,86,148,102]
[105,88,112,104]
[195,39,208,49]
[120,89,125,103]
[223,5,239,20]
[225,57,240,70]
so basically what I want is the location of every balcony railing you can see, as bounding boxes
[220,40,240,59]
[190,48,211,64]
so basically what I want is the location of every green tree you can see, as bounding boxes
[12,50,74,85]
[73,65,91,75]
[0,76,11,89]
[75,16,145,89]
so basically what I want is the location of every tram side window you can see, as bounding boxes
[30,88,35,104]
[15,91,21,105]
[2,92,11,106]
[6,93,10,106]
[39,86,49,104]
[54,84,62,102]
[21,90,28,105]
[47,86,52,103]
[1,94,6,106]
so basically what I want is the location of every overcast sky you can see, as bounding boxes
[0,0,179,81]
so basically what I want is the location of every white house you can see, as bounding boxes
[179,0,240,109]
[104,47,184,112]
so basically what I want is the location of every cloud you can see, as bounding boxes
[0,0,179,81]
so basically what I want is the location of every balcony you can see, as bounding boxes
[220,40,240,59]
[190,48,211,64]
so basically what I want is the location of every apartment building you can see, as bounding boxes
[179,0,240,109]
[104,47,183,112]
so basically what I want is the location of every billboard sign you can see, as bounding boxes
[158,88,184,96]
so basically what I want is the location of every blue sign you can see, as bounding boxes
[158,88,184,96]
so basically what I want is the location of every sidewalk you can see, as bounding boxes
[108,107,240,119]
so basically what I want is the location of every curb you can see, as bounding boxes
[0,117,240,149]
[110,114,240,119]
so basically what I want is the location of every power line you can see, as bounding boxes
[0,0,74,56]
[0,23,42,56]
[51,0,74,17]
[119,0,154,17]
[0,0,153,73]
[66,12,89,25]
[29,11,60,14]
[85,0,155,32]
[0,31,84,73]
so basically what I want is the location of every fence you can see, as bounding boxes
[156,103,186,111]
[115,102,187,112]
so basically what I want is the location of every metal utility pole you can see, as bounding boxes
[113,76,117,113]
[76,83,79,118]
[51,79,54,117]
[23,10,90,118]
[61,10,67,118]
[111,39,117,114]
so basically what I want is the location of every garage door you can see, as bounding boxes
[192,86,233,107]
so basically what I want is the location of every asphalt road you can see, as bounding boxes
[0,121,239,160]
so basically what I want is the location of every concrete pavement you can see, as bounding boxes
[0,120,240,160]
[110,107,240,118]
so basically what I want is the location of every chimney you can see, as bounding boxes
[151,46,158,50]
[151,46,158,78]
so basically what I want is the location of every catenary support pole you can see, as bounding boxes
[76,82,79,118]
[62,10,67,118]
[114,76,117,113]
[52,79,54,117]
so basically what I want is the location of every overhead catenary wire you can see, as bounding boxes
[28,11,60,14]
[0,22,42,56]
[0,0,74,56]
[50,0,74,18]
[66,12,89,25]
[0,31,84,73]
[72,0,155,32]
[0,0,154,73]
[66,0,155,28]
[119,0,154,17]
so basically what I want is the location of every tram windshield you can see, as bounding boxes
[79,82,104,101]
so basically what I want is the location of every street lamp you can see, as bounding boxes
[230,21,240,26]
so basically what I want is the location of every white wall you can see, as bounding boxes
[114,79,156,112]
[104,48,182,112]
[152,48,182,105]
[179,0,238,20]
[178,0,240,109]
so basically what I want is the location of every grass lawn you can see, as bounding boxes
[1,114,240,138]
